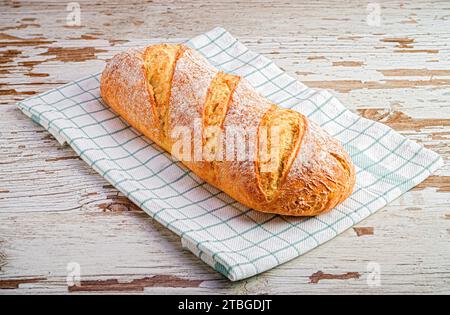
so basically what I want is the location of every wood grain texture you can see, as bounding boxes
[0,0,449,294]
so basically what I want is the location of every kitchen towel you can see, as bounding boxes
[18,27,443,281]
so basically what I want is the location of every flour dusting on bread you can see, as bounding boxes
[100,44,356,216]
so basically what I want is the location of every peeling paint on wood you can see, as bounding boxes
[307,56,326,61]
[394,49,439,54]
[381,38,415,44]
[379,69,450,77]
[45,156,82,162]
[413,176,450,193]
[353,227,374,236]
[309,271,361,284]
[381,37,415,48]
[305,79,450,93]
[332,61,365,67]
[109,39,130,46]
[68,275,203,292]
[39,47,107,63]
[25,72,49,77]
[80,35,98,40]
[0,23,41,32]
[401,18,418,24]
[0,277,46,289]
[0,49,21,64]
[0,89,36,96]
[18,60,44,68]
[357,109,450,131]
[0,33,24,40]
[0,35,55,48]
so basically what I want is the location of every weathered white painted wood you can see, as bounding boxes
[0,0,449,294]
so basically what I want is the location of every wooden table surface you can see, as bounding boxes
[0,0,449,294]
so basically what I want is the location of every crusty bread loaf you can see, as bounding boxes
[100,44,356,216]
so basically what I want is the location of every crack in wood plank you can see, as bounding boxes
[337,36,363,40]
[109,39,130,46]
[68,275,203,292]
[0,238,6,271]
[309,271,361,284]
[0,254,6,271]
[0,33,25,40]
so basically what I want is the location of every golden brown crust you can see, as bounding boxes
[256,106,306,201]
[100,48,161,146]
[100,44,356,216]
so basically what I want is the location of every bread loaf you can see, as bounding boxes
[100,44,356,216]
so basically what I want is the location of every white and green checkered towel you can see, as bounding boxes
[18,27,443,281]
